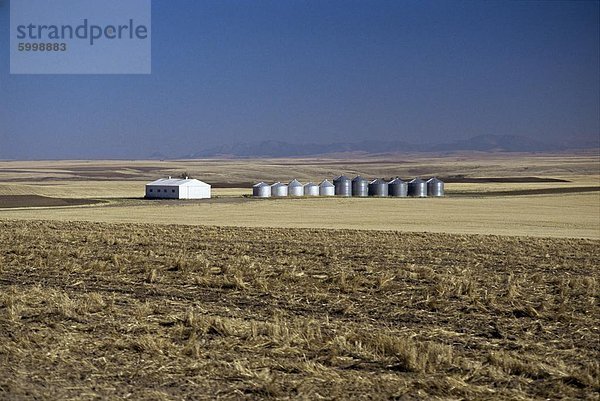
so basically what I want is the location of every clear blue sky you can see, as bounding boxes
[0,0,598,159]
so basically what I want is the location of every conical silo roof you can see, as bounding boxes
[388,177,408,197]
[333,175,352,196]
[271,181,288,197]
[427,177,444,197]
[253,182,272,197]
[288,179,303,187]
[388,177,405,184]
[319,179,334,187]
[303,182,319,196]
[333,175,350,182]
[408,177,427,197]
[368,178,389,196]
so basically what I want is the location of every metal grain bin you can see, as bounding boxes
[271,182,288,197]
[288,179,304,197]
[368,178,389,197]
[333,175,352,196]
[408,178,427,197]
[304,182,319,196]
[427,177,444,197]
[352,176,369,197]
[319,179,335,196]
[252,182,271,198]
[388,178,408,197]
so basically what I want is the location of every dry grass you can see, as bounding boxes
[0,152,598,189]
[1,153,598,239]
[0,220,598,400]
[1,192,598,239]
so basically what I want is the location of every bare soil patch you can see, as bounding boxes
[442,176,571,183]
[453,186,600,197]
[0,195,102,209]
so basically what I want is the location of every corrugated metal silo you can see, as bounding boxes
[427,177,444,197]
[368,178,389,197]
[271,182,288,197]
[388,178,408,197]
[304,182,319,196]
[408,178,427,197]
[288,179,304,197]
[319,179,335,196]
[352,176,369,197]
[333,175,352,196]
[252,182,271,198]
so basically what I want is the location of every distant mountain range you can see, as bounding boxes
[162,135,597,159]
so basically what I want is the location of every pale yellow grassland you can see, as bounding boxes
[1,153,598,238]
[0,152,597,185]
[0,180,598,199]
[1,192,598,239]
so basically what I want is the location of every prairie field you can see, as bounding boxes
[0,153,599,238]
[0,153,599,399]
[0,152,598,186]
[0,193,598,239]
[1,220,598,400]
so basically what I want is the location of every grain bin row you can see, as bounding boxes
[252,180,336,197]
[253,177,443,197]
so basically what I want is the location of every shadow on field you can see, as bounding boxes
[451,186,600,197]
[0,195,104,209]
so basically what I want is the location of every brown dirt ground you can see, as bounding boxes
[0,195,102,209]
[0,220,598,400]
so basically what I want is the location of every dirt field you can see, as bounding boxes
[0,195,102,209]
[0,220,598,400]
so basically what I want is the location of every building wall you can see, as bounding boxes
[146,184,211,199]
[145,185,179,199]
[184,185,211,199]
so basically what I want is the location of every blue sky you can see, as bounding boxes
[0,0,598,159]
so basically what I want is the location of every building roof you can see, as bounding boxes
[146,178,210,187]
[389,177,405,184]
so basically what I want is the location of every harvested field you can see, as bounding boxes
[0,220,598,400]
[2,192,598,239]
[0,153,597,185]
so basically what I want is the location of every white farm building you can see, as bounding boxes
[145,177,211,199]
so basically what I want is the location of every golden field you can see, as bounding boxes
[0,152,598,185]
[0,152,598,238]
[1,220,598,400]
[0,153,598,400]
[0,194,598,239]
